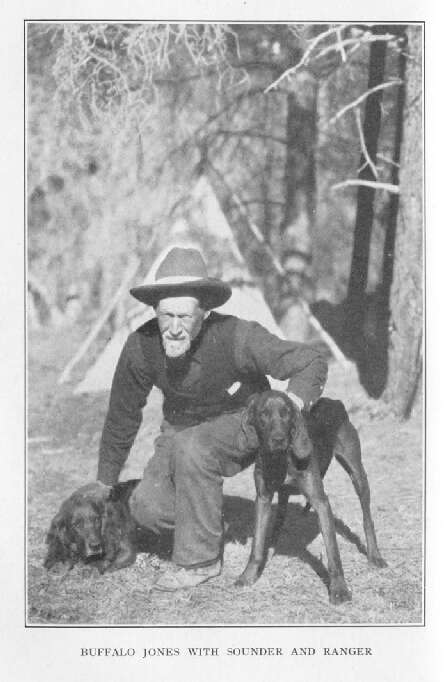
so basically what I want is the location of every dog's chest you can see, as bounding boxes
[257,456,288,492]
[282,453,310,489]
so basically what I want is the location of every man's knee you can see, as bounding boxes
[129,482,173,532]
[172,430,220,478]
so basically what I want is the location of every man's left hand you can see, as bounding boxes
[286,392,305,412]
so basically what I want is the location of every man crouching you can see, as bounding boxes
[97,246,327,591]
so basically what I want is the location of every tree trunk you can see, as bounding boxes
[346,28,387,319]
[381,41,407,301]
[384,26,423,418]
[280,74,317,263]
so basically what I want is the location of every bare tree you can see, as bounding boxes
[384,26,423,418]
[346,25,388,320]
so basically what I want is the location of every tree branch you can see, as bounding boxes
[355,108,379,179]
[265,28,398,93]
[329,79,403,124]
[155,86,276,173]
[332,179,400,194]
[265,24,347,92]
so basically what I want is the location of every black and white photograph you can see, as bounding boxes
[24,20,425,628]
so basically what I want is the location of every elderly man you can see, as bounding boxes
[97,246,328,590]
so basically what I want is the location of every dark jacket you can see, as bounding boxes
[97,312,328,485]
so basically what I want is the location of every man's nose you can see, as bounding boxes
[169,317,183,335]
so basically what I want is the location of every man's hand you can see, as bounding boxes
[97,481,113,490]
[286,391,305,412]
[95,480,113,500]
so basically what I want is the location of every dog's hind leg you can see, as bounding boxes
[334,421,387,568]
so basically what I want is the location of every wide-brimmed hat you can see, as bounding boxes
[130,247,232,310]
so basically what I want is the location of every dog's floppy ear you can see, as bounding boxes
[290,406,313,462]
[43,510,71,568]
[237,393,260,451]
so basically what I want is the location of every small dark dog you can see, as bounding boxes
[44,480,140,573]
[236,391,386,604]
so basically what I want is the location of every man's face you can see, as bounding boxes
[156,296,206,359]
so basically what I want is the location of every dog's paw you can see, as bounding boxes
[97,560,111,575]
[235,566,260,587]
[329,581,352,605]
[368,554,388,569]
[234,575,256,588]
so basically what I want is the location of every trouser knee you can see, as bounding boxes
[173,431,221,480]
[129,483,174,533]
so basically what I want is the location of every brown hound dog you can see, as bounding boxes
[44,480,139,573]
[236,391,386,604]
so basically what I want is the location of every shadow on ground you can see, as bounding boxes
[224,494,368,591]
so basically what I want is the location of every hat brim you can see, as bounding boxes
[130,278,232,310]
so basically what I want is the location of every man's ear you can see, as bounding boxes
[290,408,313,461]
[237,394,260,451]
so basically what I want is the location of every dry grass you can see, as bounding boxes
[27,325,423,625]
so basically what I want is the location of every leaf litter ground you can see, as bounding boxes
[27,325,423,625]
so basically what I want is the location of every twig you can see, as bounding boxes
[28,272,63,326]
[265,28,397,93]
[355,108,379,179]
[377,153,400,168]
[312,32,396,64]
[335,26,347,63]
[265,24,347,93]
[332,179,400,194]
[329,80,402,124]
[155,87,272,174]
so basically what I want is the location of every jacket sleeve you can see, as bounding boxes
[97,332,154,485]
[234,320,328,408]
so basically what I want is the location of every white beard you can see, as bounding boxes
[162,336,191,358]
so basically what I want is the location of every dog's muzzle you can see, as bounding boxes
[85,541,103,557]
[267,435,289,452]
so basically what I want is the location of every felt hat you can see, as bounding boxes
[130,247,232,310]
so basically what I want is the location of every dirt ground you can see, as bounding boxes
[27,324,423,625]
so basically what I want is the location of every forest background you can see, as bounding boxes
[27,22,423,415]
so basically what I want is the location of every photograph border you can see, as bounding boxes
[24,17,426,630]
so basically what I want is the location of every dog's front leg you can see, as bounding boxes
[299,461,352,605]
[272,486,290,541]
[235,469,273,586]
[102,544,137,573]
